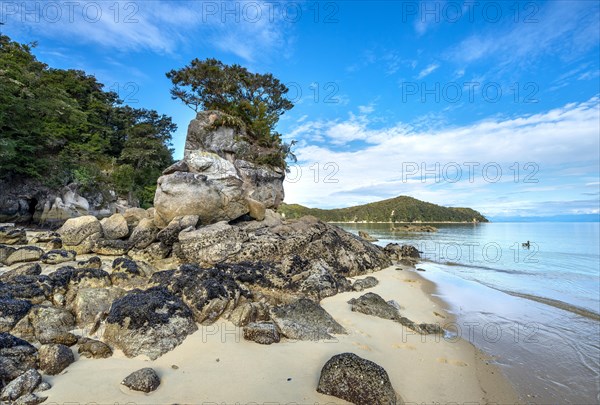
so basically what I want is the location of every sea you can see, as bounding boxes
[336,222,600,405]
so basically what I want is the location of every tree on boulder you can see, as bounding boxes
[166,58,295,169]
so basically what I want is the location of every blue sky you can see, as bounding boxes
[3,0,599,219]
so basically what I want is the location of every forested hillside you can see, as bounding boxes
[279,196,488,222]
[0,35,175,207]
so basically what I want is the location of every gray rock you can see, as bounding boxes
[77,337,112,359]
[229,301,270,327]
[352,276,379,292]
[243,322,280,345]
[71,287,125,326]
[4,247,44,266]
[39,344,74,375]
[270,298,346,341]
[0,244,16,265]
[0,226,27,245]
[100,214,129,240]
[348,293,399,321]
[29,232,60,244]
[103,287,197,360]
[0,298,32,332]
[45,238,62,250]
[349,293,443,335]
[121,368,160,393]
[13,393,48,404]
[14,306,76,345]
[41,249,76,265]
[0,333,38,384]
[0,369,42,402]
[156,215,199,247]
[57,215,103,247]
[128,218,158,249]
[123,208,149,230]
[316,353,397,405]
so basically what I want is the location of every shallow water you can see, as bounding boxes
[337,222,600,404]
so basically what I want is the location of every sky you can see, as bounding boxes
[2,0,599,220]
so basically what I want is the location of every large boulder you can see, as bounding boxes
[0,263,41,282]
[150,264,249,324]
[270,298,346,341]
[100,214,129,240]
[103,287,197,360]
[153,111,285,228]
[174,216,391,299]
[0,368,42,403]
[13,306,77,345]
[38,344,74,375]
[4,246,44,266]
[0,298,32,332]
[316,353,397,405]
[57,215,103,253]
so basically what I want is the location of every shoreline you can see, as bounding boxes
[42,264,519,404]
[328,221,486,224]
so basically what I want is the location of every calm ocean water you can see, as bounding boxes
[337,222,600,405]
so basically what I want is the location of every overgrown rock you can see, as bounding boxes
[229,301,270,327]
[57,216,103,252]
[128,218,158,249]
[0,263,41,282]
[0,333,38,384]
[92,239,131,256]
[316,353,397,405]
[70,287,125,326]
[0,298,32,332]
[103,287,197,360]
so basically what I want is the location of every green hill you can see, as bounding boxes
[278,196,488,223]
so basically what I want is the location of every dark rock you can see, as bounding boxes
[76,256,102,269]
[0,263,41,282]
[77,337,112,359]
[316,352,397,405]
[39,344,74,375]
[352,276,379,292]
[0,368,42,402]
[151,264,249,324]
[384,243,420,262]
[103,287,197,359]
[243,322,280,345]
[0,275,53,304]
[12,305,76,345]
[270,298,346,341]
[41,249,76,265]
[13,393,48,404]
[156,215,198,247]
[0,298,32,332]
[121,368,160,393]
[0,333,38,384]
[92,239,131,255]
[110,257,144,286]
[48,266,111,295]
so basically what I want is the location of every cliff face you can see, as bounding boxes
[153,111,285,228]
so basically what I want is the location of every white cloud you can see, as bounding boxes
[4,1,293,61]
[416,63,439,79]
[285,97,600,217]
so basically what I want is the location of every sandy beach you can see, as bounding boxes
[41,265,518,404]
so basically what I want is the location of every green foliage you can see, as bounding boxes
[278,196,489,223]
[0,34,176,206]
[167,58,294,169]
